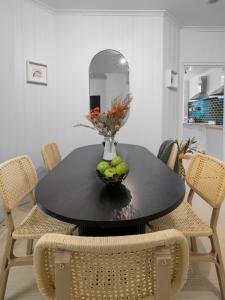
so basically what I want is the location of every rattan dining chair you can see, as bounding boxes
[0,155,75,300]
[149,153,225,299]
[158,140,178,171]
[167,143,178,171]
[42,142,61,172]
[34,229,189,300]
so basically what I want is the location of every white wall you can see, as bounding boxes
[0,0,57,221]
[54,14,165,156]
[0,3,180,221]
[180,28,225,63]
[0,0,56,174]
[0,0,16,164]
[0,4,180,168]
[162,15,180,140]
[0,0,16,221]
[0,2,181,174]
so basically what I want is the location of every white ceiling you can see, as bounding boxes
[39,0,225,26]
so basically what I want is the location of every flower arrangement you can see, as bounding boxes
[74,94,132,160]
[78,95,132,137]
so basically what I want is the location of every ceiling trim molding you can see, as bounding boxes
[31,1,171,18]
[182,61,225,66]
[53,9,167,17]
[163,10,181,28]
[182,26,225,32]
[31,1,170,17]
[30,0,54,14]
[29,0,178,27]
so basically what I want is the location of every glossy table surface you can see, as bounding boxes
[36,144,185,234]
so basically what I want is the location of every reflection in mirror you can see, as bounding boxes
[89,49,129,113]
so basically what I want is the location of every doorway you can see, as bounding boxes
[182,65,224,160]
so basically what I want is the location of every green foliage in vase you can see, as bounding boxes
[175,137,197,156]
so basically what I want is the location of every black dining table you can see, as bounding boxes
[36,144,185,236]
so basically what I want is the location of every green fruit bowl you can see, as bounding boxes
[96,170,128,186]
[96,157,129,186]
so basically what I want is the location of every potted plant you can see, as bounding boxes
[175,137,197,180]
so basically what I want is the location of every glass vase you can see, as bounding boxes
[103,136,116,161]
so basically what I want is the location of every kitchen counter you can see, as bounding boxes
[183,123,223,160]
[183,122,223,130]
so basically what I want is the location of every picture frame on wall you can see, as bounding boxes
[26,61,47,85]
[166,69,178,89]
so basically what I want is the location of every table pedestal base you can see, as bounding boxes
[78,224,146,237]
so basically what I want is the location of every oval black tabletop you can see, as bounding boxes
[36,144,185,236]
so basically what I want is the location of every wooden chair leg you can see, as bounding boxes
[210,233,225,300]
[0,266,10,300]
[26,239,33,255]
[0,235,14,300]
[190,237,197,253]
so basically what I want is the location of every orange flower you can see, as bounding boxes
[118,105,128,112]
[90,111,99,118]
[110,109,117,116]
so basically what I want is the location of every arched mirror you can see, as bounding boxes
[89,50,130,113]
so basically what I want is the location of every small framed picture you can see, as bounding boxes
[166,69,178,89]
[26,61,47,85]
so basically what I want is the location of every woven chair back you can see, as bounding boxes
[42,142,61,172]
[167,143,178,171]
[186,153,225,208]
[34,229,189,300]
[0,155,38,210]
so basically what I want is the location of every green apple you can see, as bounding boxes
[111,155,122,167]
[104,167,116,178]
[96,161,110,174]
[116,162,129,175]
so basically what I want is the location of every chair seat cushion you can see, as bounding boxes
[149,201,213,237]
[12,205,75,240]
